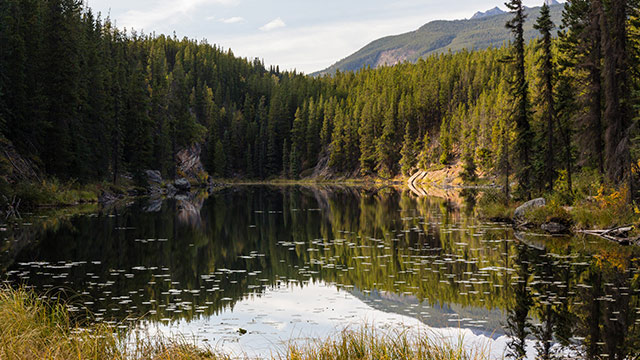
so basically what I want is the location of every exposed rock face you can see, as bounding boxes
[471,6,506,20]
[514,198,546,219]
[375,48,417,68]
[177,144,206,181]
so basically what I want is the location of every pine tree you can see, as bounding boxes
[600,0,632,185]
[376,102,397,177]
[399,121,416,176]
[560,0,605,175]
[359,101,376,175]
[282,138,290,178]
[534,3,556,191]
[505,0,533,199]
[213,139,226,177]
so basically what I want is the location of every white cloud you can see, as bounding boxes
[221,14,460,73]
[119,0,240,30]
[259,17,286,32]
[220,16,245,24]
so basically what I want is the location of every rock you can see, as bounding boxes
[176,144,207,182]
[145,170,163,184]
[514,198,546,220]
[174,178,191,192]
[541,222,569,235]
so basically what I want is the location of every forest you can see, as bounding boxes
[1,0,639,203]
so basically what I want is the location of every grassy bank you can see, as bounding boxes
[0,287,486,360]
[1,179,131,211]
[477,171,640,231]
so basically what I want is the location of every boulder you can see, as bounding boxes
[145,170,163,184]
[174,178,191,192]
[514,198,546,219]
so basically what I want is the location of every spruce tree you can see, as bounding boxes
[505,0,533,199]
[600,0,632,185]
[534,3,556,191]
[560,0,605,175]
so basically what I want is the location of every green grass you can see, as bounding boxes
[476,175,640,232]
[476,188,515,222]
[4,179,132,210]
[523,202,571,226]
[0,287,487,360]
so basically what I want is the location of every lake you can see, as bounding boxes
[2,185,639,359]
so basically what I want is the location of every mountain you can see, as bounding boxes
[471,7,506,20]
[313,3,564,76]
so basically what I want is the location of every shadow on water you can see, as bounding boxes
[1,185,639,358]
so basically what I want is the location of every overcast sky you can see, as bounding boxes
[86,0,558,74]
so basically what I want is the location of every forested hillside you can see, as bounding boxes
[1,0,639,203]
[0,0,325,184]
[313,3,564,76]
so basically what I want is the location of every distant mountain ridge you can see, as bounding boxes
[313,2,564,76]
[471,7,505,20]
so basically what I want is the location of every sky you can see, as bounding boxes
[86,0,559,74]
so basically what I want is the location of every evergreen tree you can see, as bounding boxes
[560,0,605,175]
[282,138,290,178]
[600,0,632,186]
[376,102,397,177]
[534,3,557,191]
[359,101,376,175]
[505,0,533,199]
[400,121,416,176]
[212,139,226,177]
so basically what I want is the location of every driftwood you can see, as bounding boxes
[579,225,639,245]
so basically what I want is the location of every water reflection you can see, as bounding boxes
[1,185,639,358]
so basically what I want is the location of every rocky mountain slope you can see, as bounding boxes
[313,2,564,76]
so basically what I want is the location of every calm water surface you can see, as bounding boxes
[2,186,639,359]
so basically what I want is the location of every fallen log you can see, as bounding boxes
[579,225,638,245]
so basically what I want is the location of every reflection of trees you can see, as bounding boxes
[506,244,533,359]
[4,186,640,358]
[571,251,640,360]
[531,252,562,360]
[512,236,640,360]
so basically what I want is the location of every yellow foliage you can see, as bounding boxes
[594,184,628,209]
[594,250,629,272]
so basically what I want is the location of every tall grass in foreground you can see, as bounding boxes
[0,287,488,360]
[0,287,226,360]
[281,326,490,360]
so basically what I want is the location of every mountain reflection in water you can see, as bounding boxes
[2,185,639,359]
